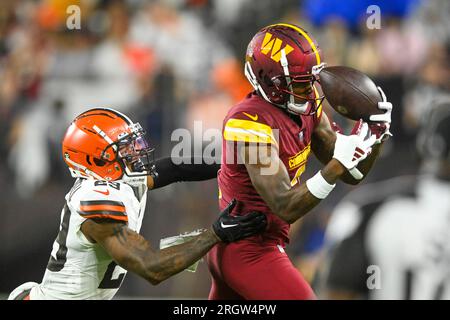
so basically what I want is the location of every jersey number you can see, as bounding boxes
[98,261,126,289]
[47,204,71,272]
[94,180,121,190]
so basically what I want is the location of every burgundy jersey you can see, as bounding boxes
[218,91,323,243]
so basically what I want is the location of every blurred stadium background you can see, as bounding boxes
[0,0,448,299]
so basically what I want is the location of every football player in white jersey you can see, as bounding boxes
[8,108,267,300]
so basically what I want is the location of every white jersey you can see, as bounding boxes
[28,178,147,300]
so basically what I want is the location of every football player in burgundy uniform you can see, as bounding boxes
[207,23,393,299]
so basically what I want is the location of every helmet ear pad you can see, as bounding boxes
[270,76,294,105]
[89,155,124,180]
[249,56,287,105]
[93,157,106,167]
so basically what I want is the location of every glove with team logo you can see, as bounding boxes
[333,119,377,180]
[212,199,267,243]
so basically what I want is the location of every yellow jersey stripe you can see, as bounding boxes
[224,127,274,144]
[224,128,273,144]
[225,118,274,135]
[224,118,276,144]
[269,23,321,65]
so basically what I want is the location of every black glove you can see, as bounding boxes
[212,199,267,243]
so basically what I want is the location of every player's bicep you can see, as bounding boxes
[241,144,291,212]
[238,143,275,167]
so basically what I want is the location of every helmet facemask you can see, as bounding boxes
[245,48,326,116]
[277,50,325,116]
[273,74,321,115]
[100,122,156,179]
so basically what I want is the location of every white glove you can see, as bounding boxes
[370,86,392,123]
[333,120,377,179]
[369,86,393,144]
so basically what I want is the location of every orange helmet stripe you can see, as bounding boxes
[269,23,321,65]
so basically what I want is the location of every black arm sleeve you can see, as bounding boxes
[151,157,220,190]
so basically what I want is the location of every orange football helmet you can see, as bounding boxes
[62,108,155,181]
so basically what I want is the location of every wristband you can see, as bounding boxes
[306,171,336,199]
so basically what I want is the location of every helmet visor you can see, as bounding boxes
[101,124,156,177]
[118,133,155,175]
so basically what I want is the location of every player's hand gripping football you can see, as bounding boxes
[333,120,377,180]
[212,199,267,243]
[369,86,393,144]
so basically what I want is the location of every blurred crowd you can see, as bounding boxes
[0,0,449,298]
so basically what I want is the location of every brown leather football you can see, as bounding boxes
[319,66,384,121]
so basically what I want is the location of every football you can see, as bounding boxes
[318,66,384,122]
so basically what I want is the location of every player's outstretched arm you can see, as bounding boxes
[312,112,384,185]
[81,220,218,285]
[242,119,376,224]
[80,200,266,285]
[147,157,220,190]
[242,143,345,224]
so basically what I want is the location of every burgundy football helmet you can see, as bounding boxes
[244,23,326,115]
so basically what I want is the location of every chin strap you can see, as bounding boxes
[287,101,310,115]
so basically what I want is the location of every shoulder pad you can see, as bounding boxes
[73,179,130,223]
